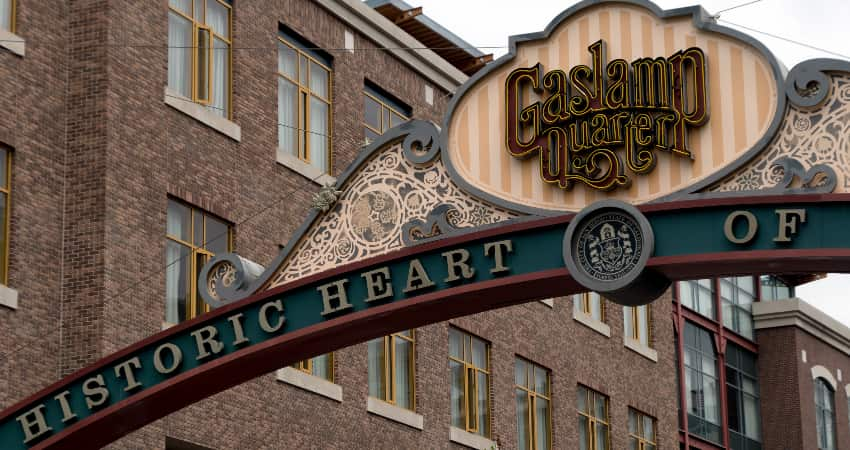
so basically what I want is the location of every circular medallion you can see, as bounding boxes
[349,190,401,244]
[563,200,667,306]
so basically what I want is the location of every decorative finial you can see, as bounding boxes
[311,182,343,212]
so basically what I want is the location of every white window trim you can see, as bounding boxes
[163,87,241,142]
[0,28,24,57]
[812,365,838,390]
[276,151,336,186]
[276,366,342,402]
[0,283,18,309]
[624,337,658,362]
[845,384,850,398]
[539,298,554,308]
[573,309,611,337]
[367,397,423,430]
[449,426,496,450]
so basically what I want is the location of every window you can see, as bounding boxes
[721,277,756,339]
[677,279,715,319]
[516,358,551,450]
[628,409,657,450]
[0,148,9,285]
[368,330,415,409]
[759,275,793,301]
[726,344,762,450]
[364,82,411,144]
[165,199,231,323]
[449,327,490,437]
[0,0,14,32]
[815,377,836,450]
[624,305,651,347]
[574,292,604,321]
[577,385,609,450]
[278,27,332,174]
[292,354,333,382]
[167,0,232,117]
[683,321,721,443]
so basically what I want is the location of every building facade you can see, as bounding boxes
[0,1,849,449]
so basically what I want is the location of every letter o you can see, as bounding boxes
[153,342,183,374]
[724,210,758,244]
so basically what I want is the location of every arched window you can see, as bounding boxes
[815,377,836,450]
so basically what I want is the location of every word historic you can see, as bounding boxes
[505,40,709,191]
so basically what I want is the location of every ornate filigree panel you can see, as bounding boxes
[267,142,521,287]
[710,74,850,193]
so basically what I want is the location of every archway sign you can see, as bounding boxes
[4,1,850,448]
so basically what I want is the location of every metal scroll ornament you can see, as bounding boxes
[563,200,670,306]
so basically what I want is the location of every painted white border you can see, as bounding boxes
[811,365,838,390]
[367,397,424,430]
[539,298,554,308]
[163,88,241,142]
[276,367,343,402]
[449,426,496,450]
[0,29,24,56]
[624,338,658,362]
[573,310,611,337]
[0,284,18,309]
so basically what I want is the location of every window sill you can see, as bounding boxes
[539,298,554,308]
[275,366,342,402]
[367,397,423,430]
[573,311,611,337]
[624,338,658,362]
[276,152,336,186]
[449,427,496,450]
[0,284,19,310]
[163,87,241,142]
[0,29,24,56]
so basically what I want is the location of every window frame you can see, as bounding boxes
[624,304,652,346]
[0,147,10,285]
[574,292,604,320]
[449,327,491,437]
[277,34,333,173]
[682,321,722,443]
[725,343,762,447]
[293,353,335,383]
[628,408,657,450]
[1,0,15,33]
[363,83,411,143]
[369,330,416,409]
[577,385,610,450]
[720,276,756,340]
[167,0,233,117]
[515,357,551,450]
[164,198,232,322]
[815,377,837,450]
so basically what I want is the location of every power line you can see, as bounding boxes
[713,0,763,16]
[719,19,850,60]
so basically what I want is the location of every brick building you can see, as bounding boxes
[0,1,848,449]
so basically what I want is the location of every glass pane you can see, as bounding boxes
[205,216,229,254]
[168,12,193,98]
[535,397,550,450]
[365,127,380,145]
[0,149,7,189]
[637,306,649,346]
[477,372,489,436]
[743,394,760,439]
[0,193,5,283]
[390,111,406,128]
[738,276,755,293]
[594,393,606,419]
[643,414,654,439]
[516,390,530,450]
[589,293,602,320]
[196,27,211,102]
[165,241,191,323]
[308,97,329,173]
[278,43,297,79]
[624,307,634,340]
[578,416,590,450]
[209,37,229,117]
[449,328,463,359]
[383,109,390,133]
[312,353,331,381]
[193,210,203,246]
[534,366,547,395]
[278,78,298,157]
[193,252,209,317]
[166,200,191,241]
[169,0,191,15]
[677,281,693,306]
[628,409,637,433]
[367,337,386,400]
[364,95,381,130]
[394,337,413,409]
[310,63,329,99]
[450,361,465,428]
[193,0,203,20]
[206,0,229,38]
[299,55,309,86]
[515,358,527,387]
[471,338,487,369]
[577,386,587,413]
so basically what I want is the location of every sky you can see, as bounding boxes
[414,0,850,324]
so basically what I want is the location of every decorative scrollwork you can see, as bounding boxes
[198,253,266,308]
[765,157,837,193]
[401,204,462,245]
[401,121,442,165]
[311,183,344,212]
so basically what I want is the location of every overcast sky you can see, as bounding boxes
[414,0,850,324]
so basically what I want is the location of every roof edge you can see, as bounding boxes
[753,298,850,356]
